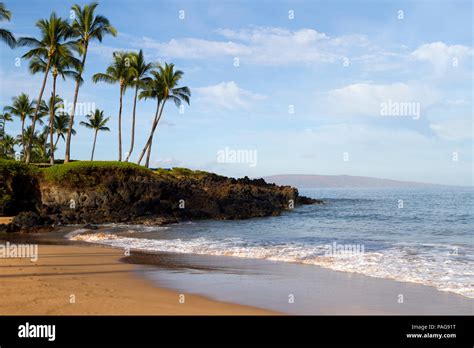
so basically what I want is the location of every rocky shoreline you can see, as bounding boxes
[0,161,321,233]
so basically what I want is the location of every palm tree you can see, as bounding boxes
[124,49,153,162]
[17,12,71,164]
[3,93,35,155]
[34,127,50,161]
[39,94,64,159]
[80,109,110,160]
[92,51,134,161]
[0,111,12,157]
[137,63,190,168]
[0,111,12,133]
[0,134,16,158]
[18,126,47,161]
[29,51,81,163]
[0,2,15,48]
[64,2,117,163]
[53,113,75,148]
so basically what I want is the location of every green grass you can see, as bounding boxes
[41,161,152,185]
[153,166,214,179]
[1,159,217,189]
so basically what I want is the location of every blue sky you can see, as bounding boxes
[1,0,472,185]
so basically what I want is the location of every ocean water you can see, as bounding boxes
[69,187,474,298]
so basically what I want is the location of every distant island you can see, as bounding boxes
[263,174,450,189]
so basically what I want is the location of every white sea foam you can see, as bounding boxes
[68,230,474,299]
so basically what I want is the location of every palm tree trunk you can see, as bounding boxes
[21,116,25,156]
[49,74,57,164]
[145,136,153,168]
[91,129,98,161]
[64,42,88,163]
[54,134,60,148]
[124,85,139,162]
[118,84,124,161]
[137,100,163,166]
[25,57,51,164]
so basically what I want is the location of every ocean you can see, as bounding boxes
[69,186,474,299]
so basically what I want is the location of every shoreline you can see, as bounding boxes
[127,249,474,315]
[2,229,473,315]
[0,238,275,315]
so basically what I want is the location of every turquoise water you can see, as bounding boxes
[70,187,474,298]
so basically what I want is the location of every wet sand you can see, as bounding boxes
[128,251,474,315]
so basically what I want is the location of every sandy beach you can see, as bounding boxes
[0,242,274,315]
[0,217,13,224]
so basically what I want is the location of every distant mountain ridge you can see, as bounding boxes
[263,174,447,188]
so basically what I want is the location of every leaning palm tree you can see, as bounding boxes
[17,12,71,164]
[80,109,110,160]
[124,49,153,162]
[137,63,190,168]
[64,2,117,163]
[29,51,81,163]
[0,2,15,48]
[92,51,134,161]
[3,93,35,154]
[53,113,75,148]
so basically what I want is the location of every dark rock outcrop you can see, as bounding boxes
[38,170,313,225]
[6,211,52,233]
[1,162,321,229]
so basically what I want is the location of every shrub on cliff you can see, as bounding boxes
[154,167,213,179]
[0,159,38,177]
[41,161,152,187]
[0,159,40,215]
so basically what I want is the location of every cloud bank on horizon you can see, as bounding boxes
[1,0,472,185]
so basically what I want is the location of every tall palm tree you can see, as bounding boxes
[92,51,134,161]
[29,51,81,163]
[80,109,110,160]
[0,2,15,48]
[137,63,190,168]
[3,93,35,155]
[64,2,117,163]
[124,49,153,162]
[53,113,75,148]
[17,12,71,164]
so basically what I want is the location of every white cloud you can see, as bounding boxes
[216,27,330,44]
[195,81,265,110]
[140,37,250,60]
[445,99,468,106]
[151,157,182,168]
[411,42,472,74]
[322,82,440,117]
[430,119,472,141]
[133,27,372,66]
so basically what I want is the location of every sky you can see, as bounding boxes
[0,0,472,185]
